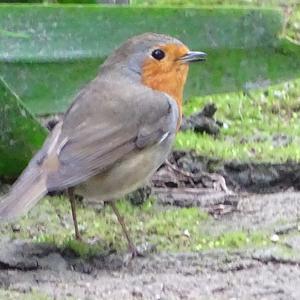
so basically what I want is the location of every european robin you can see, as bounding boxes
[0,33,206,254]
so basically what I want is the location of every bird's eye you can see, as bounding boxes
[151,49,165,60]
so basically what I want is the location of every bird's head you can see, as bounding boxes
[101,33,206,119]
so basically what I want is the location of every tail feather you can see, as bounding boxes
[0,164,47,221]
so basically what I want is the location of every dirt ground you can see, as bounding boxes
[1,189,300,300]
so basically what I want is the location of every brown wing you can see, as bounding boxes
[46,79,178,191]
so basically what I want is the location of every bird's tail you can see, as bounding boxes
[0,162,47,221]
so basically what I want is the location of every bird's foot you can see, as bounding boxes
[129,242,156,258]
[74,232,83,241]
[129,245,144,258]
[123,245,144,266]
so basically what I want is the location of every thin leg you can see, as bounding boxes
[67,188,81,241]
[110,201,139,257]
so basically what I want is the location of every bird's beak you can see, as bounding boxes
[179,51,207,63]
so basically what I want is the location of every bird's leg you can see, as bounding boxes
[110,201,140,257]
[67,188,82,241]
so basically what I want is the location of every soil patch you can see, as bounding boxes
[160,150,300,193]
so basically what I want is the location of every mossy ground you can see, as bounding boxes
[132,0,297,6]
[177,78,300,162]
[0,196,269,257]
[287,6,300,42]
[0,290,51,300]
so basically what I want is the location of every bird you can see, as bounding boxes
[0,33,206,255]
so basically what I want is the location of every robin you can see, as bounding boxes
[0,33,206,255]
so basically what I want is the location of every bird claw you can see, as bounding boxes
[74,233,83,241]
[129,242,155,258]
[129,246,144,258]
[122,246,144,266]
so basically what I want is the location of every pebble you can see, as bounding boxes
[270,234,279,243]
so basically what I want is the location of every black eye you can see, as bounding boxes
[151,49,165,60]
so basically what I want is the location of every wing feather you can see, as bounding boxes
[46,80,178,191]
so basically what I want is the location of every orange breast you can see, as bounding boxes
[141,44,189,128]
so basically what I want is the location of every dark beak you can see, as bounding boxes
[179,51,207,63]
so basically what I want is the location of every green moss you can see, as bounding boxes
[0,289,51,300]
[177,78,300,163]
[145,207,208,251]
[63,238,107,258]
[215,231,267,249]
[193,231,267,251]
[0,195,270,256]
[269,241,300,261]
[286,5,300,42]
[132,0,289,7]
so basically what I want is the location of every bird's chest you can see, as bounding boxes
[76,134,174,204]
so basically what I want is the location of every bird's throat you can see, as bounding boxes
[141,63,188,128]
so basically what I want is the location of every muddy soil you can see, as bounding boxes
[165,150,300,193]
[1,190,300,300]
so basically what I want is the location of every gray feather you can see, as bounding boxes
[0,162,47,221]
[46,79,177,191]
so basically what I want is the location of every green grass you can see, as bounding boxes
[132,0,298,6]
[0,195,269,256]
[176,78,300,162]
[0,290,51,300]
[287,6,300,42]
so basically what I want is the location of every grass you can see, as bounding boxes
[0,196,269,256]
[287,5,300,42]
[132,0,298,6]
[176,78,300,162]
[0,290,51,300]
